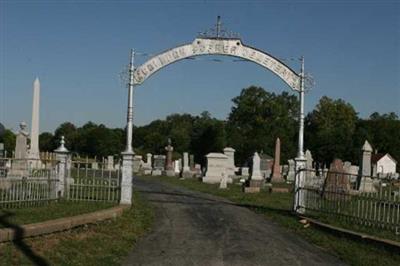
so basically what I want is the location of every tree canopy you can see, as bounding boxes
[1,86,398,170]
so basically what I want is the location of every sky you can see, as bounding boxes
[1,0,399,133]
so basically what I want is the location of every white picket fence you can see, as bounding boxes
[298,169,400,233]
[0,157,122,208]
[67,159,121,202]
[0,158,59,208]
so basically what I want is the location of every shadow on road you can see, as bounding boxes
[0,210,49,266]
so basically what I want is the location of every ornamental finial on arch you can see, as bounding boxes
[198,16,241,40]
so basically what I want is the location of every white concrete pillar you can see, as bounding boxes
[121,151,134,205]
[54,136,69,198]
[294,157,307,214]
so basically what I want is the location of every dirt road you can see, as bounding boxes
[124,178,345,266]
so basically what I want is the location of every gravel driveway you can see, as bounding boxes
[123,177,345,266]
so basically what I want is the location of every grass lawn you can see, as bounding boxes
[0,201,117,229]
[144,175,400,266]
[0,192,154,265]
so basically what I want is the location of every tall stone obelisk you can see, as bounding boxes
[271,137,284,183]
[29,77,40,160]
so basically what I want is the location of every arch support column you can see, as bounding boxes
[294,56,306,214]
[121,49,135,205]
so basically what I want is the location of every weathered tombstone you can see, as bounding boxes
[14,122,29,159]
[182,152,192,178]
[219,172,228,189]
[244,152,263,193]
[164,139,175,176]
[189,154,195,170]
[142,153,152,175]
[107,155,114,170]
[203,153,229,184]
[152,155,165,176]
[194,164,202,177]
[174,159,181,175]
[271,138,284,183]
[324,159,351,200]
[304,149,315,182]
[259,153,273,179]
[92,161,98,170]
[282,164,289,178]
[343,161,354,182]
[358,140,376,192]
[241,167,249,177]
[286,159,295,182]
[223,147,236,178]
[250,152,263,181]
[133,155,142,173]
[9,122,29,177]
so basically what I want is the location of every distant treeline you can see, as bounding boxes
[1,86,399,168]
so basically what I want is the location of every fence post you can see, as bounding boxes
[54,136,69,198]
[294,157,307,214]
[121,151,134,205]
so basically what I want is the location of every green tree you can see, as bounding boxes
[39,132,56,152]
[305,96,358,164]
[355,112,400,166]
[190,111,226,165]
[226,86,299,165]
[0,129,16,156]
[54,122,78,151]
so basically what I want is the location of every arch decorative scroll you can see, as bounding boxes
[133,38,301,91]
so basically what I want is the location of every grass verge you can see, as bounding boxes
[0,201,116,229]
[0,192,154,265]
[144,175,400,266]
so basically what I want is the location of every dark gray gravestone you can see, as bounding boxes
[153,155,166,171]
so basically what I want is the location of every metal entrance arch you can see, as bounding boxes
[121,20,308,212]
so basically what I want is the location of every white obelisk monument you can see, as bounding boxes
[29,77,40,160]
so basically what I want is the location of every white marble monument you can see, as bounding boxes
[29,78,40,160]
[250,152,263,181]
[223,147,236,178]
[182,152,191,178]
[203,153,230,184]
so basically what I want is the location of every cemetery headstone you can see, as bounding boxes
[133,155,142,173]
[305,150,315,180]
[271,138,284,183]
[259,153,273,179]
[10,122,29,177]
[194,164,202,177]
[107,155,114,170]
[164,139,175,176]
[219,172,228,189]
[174,159,181,175]
[250,152,263,181]
[244,152,263,193]
[223,147,236,178]
[324,159,351,200]
[203,153,229,184]
[182,152,192,178]
[358,140,376,192]
[189,154,195,170]
[241,167,249,177]
[152,155,165,176]
[286,159,295,182]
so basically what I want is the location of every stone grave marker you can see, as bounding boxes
[203,153,229,184]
